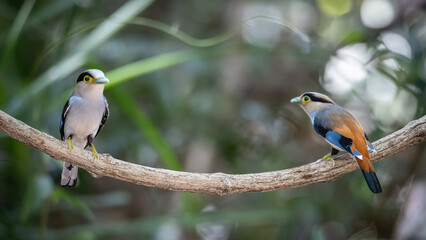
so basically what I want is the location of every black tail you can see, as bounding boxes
[361,170,382,194]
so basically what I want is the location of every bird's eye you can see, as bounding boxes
[302,96,310,103]
[84,76,91,82]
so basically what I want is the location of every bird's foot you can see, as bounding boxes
[67,137,74,151]
[91,143,99,160]
[322,153,335,167]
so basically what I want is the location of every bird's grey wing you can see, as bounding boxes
[312,107,354,153]
[60,98,73,141]
[95,97,109,138]
[60,96,78,187]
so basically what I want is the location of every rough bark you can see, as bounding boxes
[0,110,425,195]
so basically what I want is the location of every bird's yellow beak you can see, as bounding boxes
[290,97,301,103]
[94,77,109,84]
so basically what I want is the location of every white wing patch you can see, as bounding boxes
[352,149,363,160]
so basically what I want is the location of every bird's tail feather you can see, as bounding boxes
[60,162,78,187]
[361,170,382,194]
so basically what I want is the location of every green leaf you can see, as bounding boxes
[129,17,236,47]
[339,31,366,46]
[245,16,310,43]
[111,87,181,171]
[106,50,201,89]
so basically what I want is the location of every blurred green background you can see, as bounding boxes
[1,0,426,239]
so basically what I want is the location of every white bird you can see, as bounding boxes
[59,69,110,187]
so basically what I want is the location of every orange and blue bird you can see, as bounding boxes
[291,92,382,194]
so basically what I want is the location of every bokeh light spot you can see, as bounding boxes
[242,4,283,48]
[361,0,395,29]
[380,32,412,59]
[323,44,371,95]
[366,72,397,102]
[316,0,352,17]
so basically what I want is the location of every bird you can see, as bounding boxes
[291,92,382,194]
[59,69,110,187]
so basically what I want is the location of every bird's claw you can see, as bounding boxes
[91,143,99,160]
[322,153,335,167]
[67,137,74,151]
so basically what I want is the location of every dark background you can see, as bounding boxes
[1,0,425,239]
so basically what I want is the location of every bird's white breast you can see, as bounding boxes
[64,96,105,148]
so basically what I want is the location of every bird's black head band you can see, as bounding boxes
[303,93,334,104]
[76,72,94,83]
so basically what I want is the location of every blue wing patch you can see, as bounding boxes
[325,131,352,153]
[325,131,363,159]
[313,115,362,158]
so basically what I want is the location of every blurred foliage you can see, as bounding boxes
[1,0,426,240]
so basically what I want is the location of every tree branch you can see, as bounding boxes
[0,109,425,195]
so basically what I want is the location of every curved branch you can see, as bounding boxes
[0,109,425,195]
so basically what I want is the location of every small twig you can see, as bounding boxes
[0,109,425,196]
